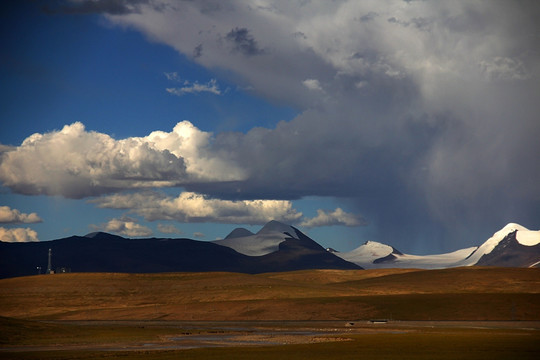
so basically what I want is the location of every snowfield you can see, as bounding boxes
[214,220,299,256]
[336,223,539,269]
[214,221,539,269]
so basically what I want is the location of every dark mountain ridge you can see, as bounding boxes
[0,222,361,279]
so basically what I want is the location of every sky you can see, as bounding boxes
[1,0,539,254]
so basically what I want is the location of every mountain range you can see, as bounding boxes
[0,221,538,278]
[0,220,359,279]
[336,223,540,269]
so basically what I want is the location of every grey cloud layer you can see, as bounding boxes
[46,0,152,15]
[2,1,538,247]
[105,0,540,247]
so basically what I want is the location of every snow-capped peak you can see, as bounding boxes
[459,222,536,266]
[359,241,394,255]
[214,220,300,256]
[335,222,538,269]
[477,223,529,256]
[337,240,394,265]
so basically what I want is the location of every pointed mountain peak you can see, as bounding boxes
[225,227,255,239]
[487,223,529,243]
[497,223,528,234]
[257,220,299,238]
[363,240,384,246]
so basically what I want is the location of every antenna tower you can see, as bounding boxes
[46,248,52,274]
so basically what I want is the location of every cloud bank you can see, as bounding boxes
[93,216,153,237]
[300,208,367,228]
[91,191,303,225]
[99,0,539,245]
[0,206,42,224]
[1,1,539,249]
[157,223,183,235]
[0,227,39,242]
[0,121,244,198]
[91,190,360,228]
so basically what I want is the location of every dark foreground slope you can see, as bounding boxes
[0,232,360,278]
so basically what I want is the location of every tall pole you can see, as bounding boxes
[46,248,52,274]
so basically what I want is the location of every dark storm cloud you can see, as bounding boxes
[225,27,264,56]
[359,12,379,22]
[181,80,463,248]
[43,0,540,251]
[3,1,538,252]
[193,44,203,58]
[44,0,152,15]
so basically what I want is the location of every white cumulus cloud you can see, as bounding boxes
[164,71,180,81]
[0,206,42,224]
[145,121,244,182]
[0,121,245,198]
[300,208,367,228]
[93,217,153,237]
[91,191,303,225]
[157,223,183,235]
[303,79,323,91]
[0,227,39,242]
[166,79,221,96]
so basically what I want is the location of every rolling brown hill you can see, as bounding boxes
[0,267,539,321]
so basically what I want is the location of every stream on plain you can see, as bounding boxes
[3,320,538,352]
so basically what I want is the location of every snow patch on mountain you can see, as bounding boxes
[387,248,479,269]
[337,241,394,265]
[516,229,540,246]
[338,243,477,269]
[336,223,538,269]
[460,223,531,265]
[215,221,538,268]
[214,220,300,256]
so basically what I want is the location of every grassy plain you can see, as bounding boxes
[0,267,538,321]
[0,267,539,359]
[0,318,538,360]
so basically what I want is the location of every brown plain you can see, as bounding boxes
[1,267,539,360]
[0,267,539,321]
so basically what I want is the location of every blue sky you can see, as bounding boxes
[1,1,539,254]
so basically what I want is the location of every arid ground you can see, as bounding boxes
[1,267,539,359]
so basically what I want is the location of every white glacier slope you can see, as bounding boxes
[214,220,300,256]
[336,223,539,269]
[337,241,394,266]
